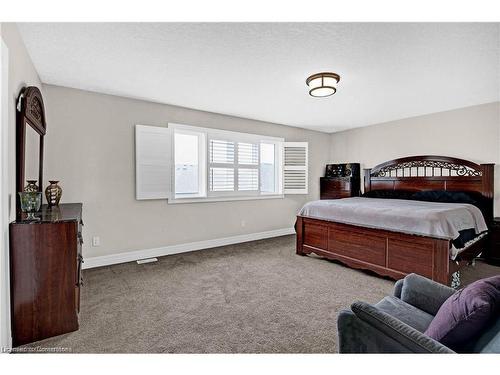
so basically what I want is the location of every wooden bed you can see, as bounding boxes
[295,155,494,286]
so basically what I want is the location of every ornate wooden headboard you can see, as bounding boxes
[364,155,494,223]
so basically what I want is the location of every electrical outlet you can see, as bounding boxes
[92,236,100,247]
[241,220,246,227]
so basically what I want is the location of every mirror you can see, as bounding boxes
[16,86,46,219]
[24,125,41,187]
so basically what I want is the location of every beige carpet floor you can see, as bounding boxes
[20,235,500,353]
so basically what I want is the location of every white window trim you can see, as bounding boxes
[168,123,284,204]
[169,123,283,143]
[167,194,284,204]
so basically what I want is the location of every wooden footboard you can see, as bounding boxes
[295,216,487,286]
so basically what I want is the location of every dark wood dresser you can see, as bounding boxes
[320,163,361,199]
[320,177,361,199]
[485,217,500,266]
[9,203,83,346]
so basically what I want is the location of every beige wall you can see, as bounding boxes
[329,102,500,216]
[1,22,43,350]
[5,22,500,258]
[1,23,43,221]
[42,85,331,258]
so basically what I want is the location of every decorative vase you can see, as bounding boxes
[18,192,42,220]
[45,180,63,207]
[24,180,39,192]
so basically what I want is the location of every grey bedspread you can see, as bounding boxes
[299,197,488,243]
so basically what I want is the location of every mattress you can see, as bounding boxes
[299,197,488,259]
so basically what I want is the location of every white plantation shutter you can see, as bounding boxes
[208,139,262,193]
[210,139,235,164]
[238,142,258,165]
[238,168,259,191]
[283,142,308,194]
[209,139,236,192]
[237,142,259,191]
[210,167,234,191]
[135,125,170,200]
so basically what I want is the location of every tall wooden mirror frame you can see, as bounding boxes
[16,86,46,219]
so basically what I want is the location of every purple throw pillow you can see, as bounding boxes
[424,275,500,351]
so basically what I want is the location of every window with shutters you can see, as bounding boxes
[168,123,285,203]
[136,124,309,202]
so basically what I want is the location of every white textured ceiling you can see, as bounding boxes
[18,23,500,133]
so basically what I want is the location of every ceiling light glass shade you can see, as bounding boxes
[306,72,340,97]
[309,86,336,97]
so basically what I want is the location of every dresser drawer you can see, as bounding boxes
[321,179,350,190]
[321,190,352,199]
[320,177,360,200]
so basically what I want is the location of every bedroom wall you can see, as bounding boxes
[329,102,500,216]
[1,23,43,221]
[42,84,331,259]
[1,22,43,350]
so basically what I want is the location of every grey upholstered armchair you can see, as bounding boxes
[337,273,500,353]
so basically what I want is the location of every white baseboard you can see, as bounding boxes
[83,227,295,269]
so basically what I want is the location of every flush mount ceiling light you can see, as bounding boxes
[306,72,340,98]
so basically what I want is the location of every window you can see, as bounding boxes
[135,124,308,202]
[173,128,206,198]
[170,123,284,203]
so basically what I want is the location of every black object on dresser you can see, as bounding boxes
[9,203,84,346]
[321,163,361,199]
[485,217,500,266]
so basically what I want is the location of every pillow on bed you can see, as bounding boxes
[424,275,500,352]
[410,190,488,212]
[361,190,414,200]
